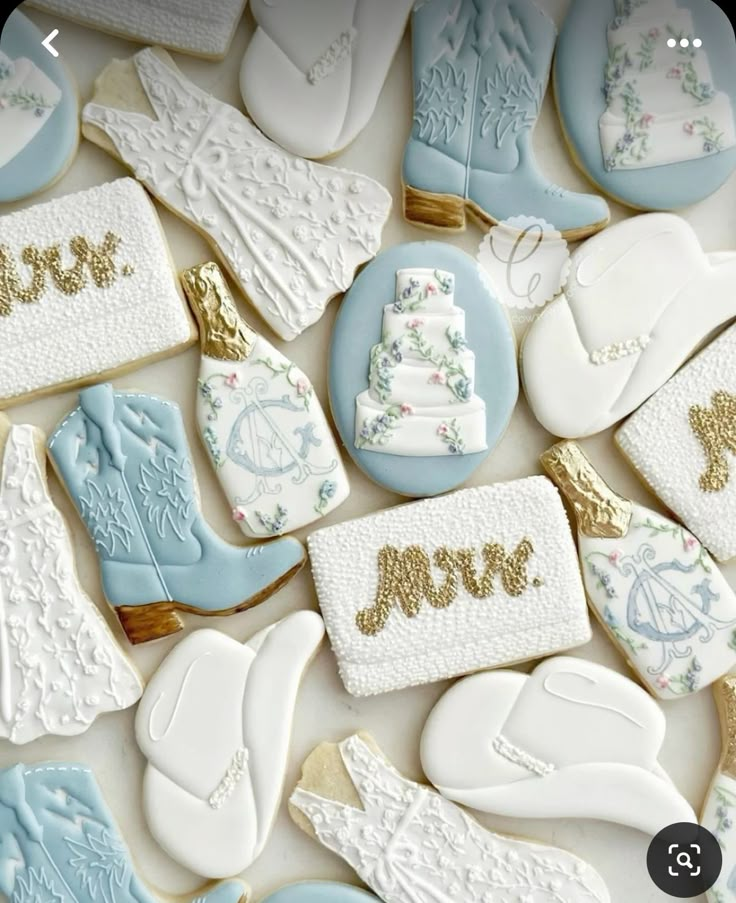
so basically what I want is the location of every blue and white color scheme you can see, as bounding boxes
[262,884,381,903]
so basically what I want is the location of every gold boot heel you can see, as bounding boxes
[403,184,466,232]
[117,603,184,645]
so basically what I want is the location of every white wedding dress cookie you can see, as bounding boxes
[135,611,324,879]
[421,657,696,835]
[522,213,736,437]
[240,0,413,159]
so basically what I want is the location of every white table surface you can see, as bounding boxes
[3,1,736,900]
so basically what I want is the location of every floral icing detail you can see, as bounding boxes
[437,419,465,454]
[392,269,453,313]
[413,60,468,145]
[356,404,411,449]
[203,425,225,469]
[315,480,337,517]
[254,504,288,535]
[255,357,314,411]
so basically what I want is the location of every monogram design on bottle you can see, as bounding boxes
[356,539,541,636]
[0,232,132,316]
[689,390,736,492]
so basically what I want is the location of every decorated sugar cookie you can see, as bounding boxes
[240,0,413,159]
[617,325,736,562]
[330,242,518,497]
[555,0,736,210]
[307,478,590,697]
[521,213,736,437]
[82,48,392,342]
[421,657,696,834]
[136,611,324,879]
[289,733,611,902]
[0,178,196,408]
[263,884,380,903]
[182,263,349,537]
[402,0,609,239]
[0,415,142,744]
[27,0,247,58]
[0,11,78,202]
[542,442,736,699]
[0,761,248,903]
[48,384,306,645]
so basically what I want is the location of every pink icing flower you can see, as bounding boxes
[427,283,437,294]
[429,371,447,385]
[657,675,671,689]
[296,377,310,396]
[684,535,698,551]
[640,113,655,127]
[400,403,414,416]
[684,121,695,134]
[225,372,239,388]
[667,66,683,78]
[649,27,660,38]
[407,318,425,329]
[437,423,449,436]
[232,507,247,523]
[609,550,622,565]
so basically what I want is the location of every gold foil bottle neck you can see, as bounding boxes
[717,676,736,779]
[540,442,632,539]
[181,261,256,362]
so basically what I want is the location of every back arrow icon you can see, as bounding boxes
[42,29,59,57]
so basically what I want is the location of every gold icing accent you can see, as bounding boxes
[0,233,123,316]
[689,391,736,493]
[356,539,538,636]
[122,264,135,276]
[717,676,736,778]
[181,261,256,362]
[540,442,632,539]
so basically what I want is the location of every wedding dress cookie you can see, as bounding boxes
[555,0,736,210]
[82,48,392,341]
[617,324,736,561]
[521,213,736,437]
[0,11,78,202]
[289,733,611,902]
[240,0,413,158]
[307,478,590,696]
[263,884,380,903]
[135,612,324,878]
[0,416,142,744]
[542,442,736,699]
[182,262,349,537]
[421,656,696,834]
[28,0,247,58]
[0,178,195,408]
[330,242,518,497]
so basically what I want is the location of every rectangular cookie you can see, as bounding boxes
[617,325,736,561]
[307,477,591,696]
[0,178,195,407]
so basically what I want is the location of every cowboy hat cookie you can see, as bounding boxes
[27,0,247,59]
[542,442,736,699]
[0,11,78,202]
[81,48,392,342]
[240,0,413,159]
[402,0,609,238]
[0,415,142,744]
[182,262,349,537]
[262,885,380,903]
[617,325,736,562]
[522,213,736,437]
[135,611,323,879]
[329,242,518,498]
[0,761,249,903]
[289,732,611,902]
[307,478,590,697]
[421,656,696,834]
[48,384,306,645]
[555,0,736,211]
[0,178,195,408]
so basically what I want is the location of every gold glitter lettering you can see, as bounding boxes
[0,232,124,316]
[356,539,537,636]
[689,391,736,492]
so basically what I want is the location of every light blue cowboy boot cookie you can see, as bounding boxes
[48,384,305,644]
[0,762,248,903]
[402,0,608,240]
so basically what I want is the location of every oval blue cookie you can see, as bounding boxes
[555,0,736,210]
[329,241,518,497]
[262,883,380,903]
[0,10,78,202]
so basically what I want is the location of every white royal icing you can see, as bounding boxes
[307,478,591,697]
[599,0,736,171]
[28,0,247,57]
[0,423,142,744]
[0,51,61,169]
[521,213,736,437]
[198,336,349,538]
[420,657,696,834]
[617,324,736,562]
[290,733,611,903]
[354,268,487,457]
[135,611,324,879]
[0,178,193,406]
[82,49,392,341]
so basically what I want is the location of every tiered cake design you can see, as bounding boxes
[599,0,736,171]
[354,267,487,457]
